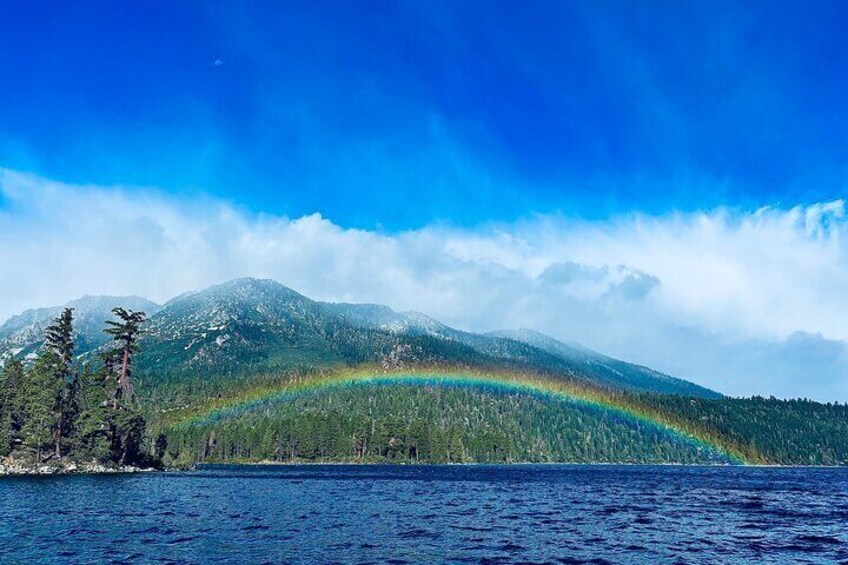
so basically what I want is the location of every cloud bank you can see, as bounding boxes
[2,169,847,400]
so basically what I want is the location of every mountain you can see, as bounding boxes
[8,277,848,467]
[0,295,161,362]
[0,278,718,397]
[138,278,344,377]
[135,278,506,380]
[134,278,720,395]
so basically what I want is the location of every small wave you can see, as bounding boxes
[397,528,441,540]
[241,524,270,531]
[795,534,842,545]
[497,542,525,552]
[167,535,198,545]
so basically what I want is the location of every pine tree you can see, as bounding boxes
[45,308,74,372]
[102,308,149,465]
[75,363,112,460]
[0,359,26,455]
[109,408,146,465]
[104,308,146,406]
[20,353,62,461]
[43,308,77,458]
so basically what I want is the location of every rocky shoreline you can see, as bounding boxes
[0,456,156,476]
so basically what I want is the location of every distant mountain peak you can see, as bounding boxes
[188,277,304,295]
[163,278,311,310]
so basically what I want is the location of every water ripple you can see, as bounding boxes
[1,465,848,564]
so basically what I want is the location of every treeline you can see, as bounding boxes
[159,382,848,467]
[160,386,734,466]
[634,394,848,465]
[0,307,158,466]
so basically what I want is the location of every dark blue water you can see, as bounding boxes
[2,465,848,564]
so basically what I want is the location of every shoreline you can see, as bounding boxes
[199,460,846,469]
[0,457,157,477]
[3,461,845,476]
[4,456,845,476]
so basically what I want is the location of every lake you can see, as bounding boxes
[1,464,847,564]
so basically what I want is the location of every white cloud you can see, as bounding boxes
[2,168,847,400]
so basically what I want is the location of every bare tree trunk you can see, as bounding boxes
[119,346,131,399]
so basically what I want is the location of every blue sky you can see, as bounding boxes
[3,1,847,228]
[3,2,848,398]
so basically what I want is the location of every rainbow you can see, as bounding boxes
[170,369,753,464]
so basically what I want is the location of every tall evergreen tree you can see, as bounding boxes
[43,308,78,458]
[104,308,146,406]
[102,308,149,465]
[45,308,74,372]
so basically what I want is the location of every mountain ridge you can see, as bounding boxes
[0,277,719,397]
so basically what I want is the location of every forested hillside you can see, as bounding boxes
[634,394,848,466]
[3,278,848,470]
[147,370,848,467]
[159,385,735,467]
